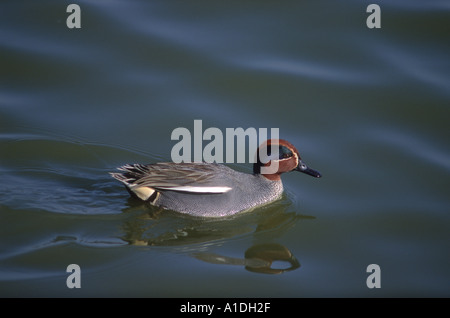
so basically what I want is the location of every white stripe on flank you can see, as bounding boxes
[157,186,232,193]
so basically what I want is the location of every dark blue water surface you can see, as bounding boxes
[0,0,449,297]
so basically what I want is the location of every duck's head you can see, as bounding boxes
[253,139,322,181]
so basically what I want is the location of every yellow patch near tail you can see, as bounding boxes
[131,186,156,201]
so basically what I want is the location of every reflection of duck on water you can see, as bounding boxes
[120,194,313,248]
[193,243,300,275]
[118,197,310,274]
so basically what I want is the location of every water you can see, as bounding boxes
[1,0,449,297]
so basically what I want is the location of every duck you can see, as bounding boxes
[110,139,321,217]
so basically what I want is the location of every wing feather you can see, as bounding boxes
[110,163,233,194]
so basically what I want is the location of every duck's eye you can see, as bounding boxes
[279,146,293,159]
[261,145,294,162]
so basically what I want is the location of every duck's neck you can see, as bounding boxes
[253,163,281,181]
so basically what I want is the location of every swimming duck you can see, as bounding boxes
[110,139,321,217]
